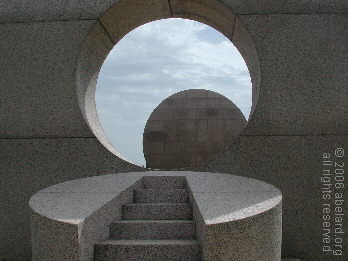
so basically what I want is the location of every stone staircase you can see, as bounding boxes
[94,176,202,261]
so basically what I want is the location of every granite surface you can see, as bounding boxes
[30,171,282,261]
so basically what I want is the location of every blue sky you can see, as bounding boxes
[95,18,252,166]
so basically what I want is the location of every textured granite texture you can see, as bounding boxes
[170,0,235,40]
[30,176,144,261]
[30,171,282,261]
[99,0,171,44]
[0,0,122,23]
[95,175,201,260]
[0,20,94,138]
[94,239,201,261]
[222,0,348,14]
[1,0,347,24]
[122,203,193,220]
[134,189,189,203]
[109,220,196,240]
[1,0,348,260]
[240,14,348,136]
[189,135,348,260]
[143,89,247,169]
[0,138,143,260]
[143,175,187,189]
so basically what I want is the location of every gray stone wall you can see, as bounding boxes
[1,1,348,260]
[143,89,247,169]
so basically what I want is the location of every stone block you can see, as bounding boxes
[145,153,165,169]
[9,0,331,26]
[183,98,207,109]
[1,138,143,261]
[185,141,205,154]
[143,120,163,131]
[223,108,247,119]
[109,220,196,239]
[143,131,168,142]
[195,153,212,164]
[227,119,248,130]
[99,0,171,43]
[143,141,165,155]
[207,119,226,130]
[206,141,229,154]
[30,174,143,261]
[221,0,348,15]
[187,141,227,160]
[150,109,183,120]
[164,141,186,155]
[182,109,197,120]
[30,211,80,261]
[133,189,189,204]
[174,88,207,98]
[161,98,183,109]
[240,14,348,136]
[122,203,193,220]
[94,239,201,261]
[196,108,217,120]
[206,90,224,98]
[197,108,226,120]
[163,119,186,131]
[185,119,208,130]
[0,0,120,23]
[230,16,261,118]
[0,21,94,138]
[171,0,235,39]
[190,135,348,260]
[143,175,187,189]
[207,98,235,108]
[222,130,242,142]
[170,154,197,169]
[197,130,224,142]
[204,201,282,260]
[166,130,197,142]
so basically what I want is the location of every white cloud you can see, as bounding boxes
[96,18,252,166]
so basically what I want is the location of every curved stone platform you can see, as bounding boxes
[29,171,282,261]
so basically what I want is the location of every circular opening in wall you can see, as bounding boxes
[95,18,252,167]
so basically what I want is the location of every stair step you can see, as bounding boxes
[134,189,189,203]
[143,176,186,189]
[94,239,201,261]
[122,203,192,220]
[110,220,196,240]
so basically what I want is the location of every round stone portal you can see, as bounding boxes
[143,89,247,169]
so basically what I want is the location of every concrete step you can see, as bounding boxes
[110,220,196,240]
[94,239,201,261]
[134,189,189,203]
[122,203,193,220]
[143,176,186,189]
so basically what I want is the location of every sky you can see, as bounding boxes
[95,18,252,167]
